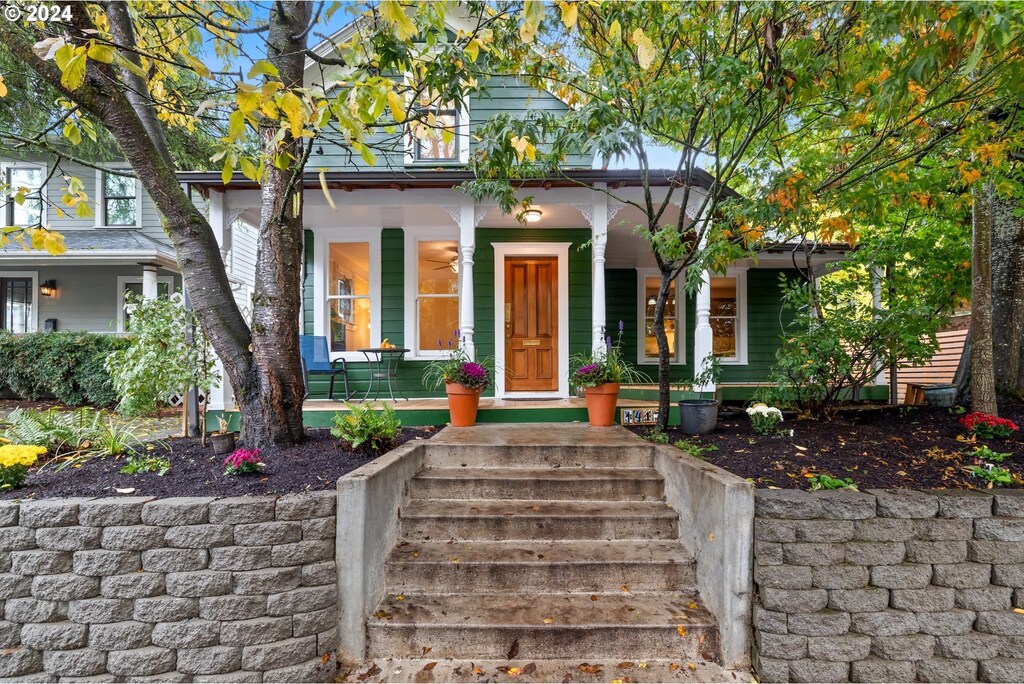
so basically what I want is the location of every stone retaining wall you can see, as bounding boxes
[753,488,1024,683]
[0,493,338,682]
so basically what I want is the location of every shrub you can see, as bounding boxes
[0,445,45,489]
[746,403,784,435]
[120,455,170,476]
[223,448,263,475]
[807,473,858,491]
[0,331,128,406]
[106,293,217,416]
[2,407,100,453]
[961,412,1019,439]
[331,402,401,451]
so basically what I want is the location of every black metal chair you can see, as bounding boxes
[299,335,352,401]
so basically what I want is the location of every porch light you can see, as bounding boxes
[522,208,543,223]
[39,280,57,297]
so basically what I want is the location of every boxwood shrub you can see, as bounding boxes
[0,331,129,407]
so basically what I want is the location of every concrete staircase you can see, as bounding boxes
[364,427,721,664]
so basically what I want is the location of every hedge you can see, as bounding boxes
[0,331,129,407]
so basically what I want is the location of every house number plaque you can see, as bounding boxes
[620,409,659,425]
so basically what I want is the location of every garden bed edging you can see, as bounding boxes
[0,492,338,682]
[753,488,1024,683]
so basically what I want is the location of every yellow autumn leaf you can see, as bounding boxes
[519,0,546,43]
[0,75,7,98]
[380,0,417,41]
[279,91,306,139]
[559,1,578,29]
[54,44,87,91]
[630,28,656,70]
[465,38,481,63]
[386,90,406,123]
[86,44,116,64]
[236,83,262,115]
[510,135,536,162]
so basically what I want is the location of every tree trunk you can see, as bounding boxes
[654,270,674,431]
[970,182,998,416]
[990,194,1024,399]
[239,0,312,447]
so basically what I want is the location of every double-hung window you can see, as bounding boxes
[638,270,685,364]
[710,269,748,363]
[103,171,137,226]
[413,239,459,355]
[4,166,43,227]
[327,242,372,352]
[0,275,35,333]
[406,88,466,164]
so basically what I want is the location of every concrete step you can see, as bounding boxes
[409,467,664,501]
[385,540,695,593]
[366,591,719,661]
[400,499,679,541]
[422,444,655,468]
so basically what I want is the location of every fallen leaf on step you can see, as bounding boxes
[689,602,698,609]
[617,662,633,669]
[590,595,598,601]
[450,558,460,563]
[357,664,381,681]
[708,533,715,541]
[1015,608,1024,614]
[395,594,404,601]
[472,663,483,675]
[421,647,432,656]
[497,666,522,677]
[543,617,553,624]
[420,662,437,672]
[677,625,688,637]
[688,662,696,670]
[507,637,520,660]
[523,663,537,675]
[577,664,603,674]
[637,662,648,669]
[669,663,680,672]
[620,584,630,592]
[453,666,462,675]
[371,611,392,619]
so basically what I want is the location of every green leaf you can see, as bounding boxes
[247,60,279,79]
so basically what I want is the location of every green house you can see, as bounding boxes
[181,25,874,428]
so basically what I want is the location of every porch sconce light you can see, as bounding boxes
[39,280,57,297]
[523,208,543,223]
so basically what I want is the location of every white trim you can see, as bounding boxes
[314,228,382,362]
[712,267,748,365]
[0,270,39,333]
[636,268,687,365]
[1,162,47,227]
[116,275,175,333]
[95,165,143,229]
[493,242,571,399]
[403,226,460,360]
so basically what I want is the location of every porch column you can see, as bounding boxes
[871,266,887,386]
[591,192,608,356]
[141,265,159,299]
[458,199,476,358]
[693,269,715,393]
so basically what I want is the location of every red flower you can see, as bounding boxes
[960,412,1019,437]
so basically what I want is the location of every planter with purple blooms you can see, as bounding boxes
[423,331,494,427]
[570,321,648,426]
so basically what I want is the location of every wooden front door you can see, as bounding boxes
[505,256,558,392]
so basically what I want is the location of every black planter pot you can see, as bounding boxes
[211,432,237,455]
[678,399,720,435]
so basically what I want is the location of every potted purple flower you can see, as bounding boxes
[570,321,648,426]
[423,331,494,427]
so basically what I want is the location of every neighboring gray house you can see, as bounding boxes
[0,154,257,334]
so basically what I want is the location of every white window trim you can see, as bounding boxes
[493,242,571,400]
[0,270,39,333]
[314,229,382,361]
[403,94,470,166]
[95,165,143,229]
[1,162,47,227]
[116,275,175,333]
[403,226,460,360]
[636,268,686,366]
[712,266,748,365]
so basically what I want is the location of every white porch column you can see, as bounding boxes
[693,270,715,393]
[141,265,159,299]
[871,266,887,386]
[457,199,476,359]
[591,192,608,356]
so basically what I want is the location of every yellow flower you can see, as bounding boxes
[0,445,46,468]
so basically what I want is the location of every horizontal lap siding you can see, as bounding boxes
[884,329,967,403]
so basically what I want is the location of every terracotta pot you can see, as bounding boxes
[446,382,483,427]
[584,382,620,427]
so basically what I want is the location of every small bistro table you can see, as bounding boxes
[358,347,411,401]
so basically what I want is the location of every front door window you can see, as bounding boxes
[0,277,32,333]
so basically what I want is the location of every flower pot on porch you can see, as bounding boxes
[446,382,483,427]
[678,399,720,435]
[210,431,237,455]
[584,382,620,427]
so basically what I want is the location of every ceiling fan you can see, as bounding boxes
[425,247,459,272]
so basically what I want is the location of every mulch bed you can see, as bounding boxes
[629,403,1024,490]
[1,427,439,500]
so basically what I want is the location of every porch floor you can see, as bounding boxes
[301,397,658,411]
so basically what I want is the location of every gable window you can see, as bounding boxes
[327,242,372,352]
[0,274,36,333]
[117,276,174,332]
[638,270,685,364]
[411,102,459,162]
[710,269,747,363]
[414,240,459,355]
[4,166,43,227]
[103,172,137,226]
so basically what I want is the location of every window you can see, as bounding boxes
[411,103,458,162]
[117,276,174,332]
[709,270,747,363]
[638,271,685,364]
[103,172,137,226]
[1,276,34,333]
[327,242,371,352]
[4,167,43,227]
[415,240,459,354]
